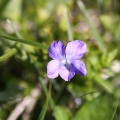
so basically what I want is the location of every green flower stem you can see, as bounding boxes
[77,0,106,51]
[66,10,73,41]
[0,35,48,50]
[38,77,55,109]
[33,65,55,109]
[55,81,67,103]
[49,79,55,108]
[0,48,17,62]
[38,80,52,120]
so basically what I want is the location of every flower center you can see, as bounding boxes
[61,58,71,65]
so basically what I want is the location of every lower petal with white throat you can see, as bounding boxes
[59,64,75,81]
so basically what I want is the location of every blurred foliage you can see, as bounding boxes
[0,0,120,120]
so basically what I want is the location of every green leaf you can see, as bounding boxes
[107,49,118,65]
[74,95,114,120]
[53,106,71,120]
[101,49,118,67]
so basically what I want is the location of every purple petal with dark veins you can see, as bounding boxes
[66,40,87,60]
[47,60,60,78]
[59,64,75,81]
[48,41,65,60]
[72,60,87,76]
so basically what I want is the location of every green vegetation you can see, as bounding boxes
[0,0,120,120]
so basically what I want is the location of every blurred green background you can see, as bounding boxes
[0,0,120,120]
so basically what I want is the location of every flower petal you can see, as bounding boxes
[48,41,65,60]
[66,40,87,60]
[72,60,87,76]
[47,60,60,78]
[59,64,75,81]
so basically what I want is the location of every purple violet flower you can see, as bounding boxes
[47,40,87,81]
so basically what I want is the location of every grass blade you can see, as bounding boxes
[66,10,73,41]
[111,98,120,120]
[77,0,105,51]
[0,35,48,50]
